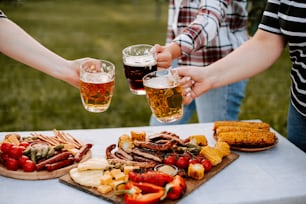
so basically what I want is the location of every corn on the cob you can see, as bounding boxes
[118,134,134,153]
[213,121,270,131]
[188,135,208,146]
[214,141,231,157]
[130,130,146,141]
[187,163,205,180]
[200,146,222,166]
[216,131,275,146]
[215,126,269,135]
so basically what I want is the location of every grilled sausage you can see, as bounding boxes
[36,151,72,171]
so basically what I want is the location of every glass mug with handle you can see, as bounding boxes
[143,69,183,123]
[122,44,157,95]
[80,59,115,113]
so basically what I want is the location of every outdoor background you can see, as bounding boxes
[0,0,291,137]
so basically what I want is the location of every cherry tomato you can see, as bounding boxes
[1,153,9,162]
[201,159,212,172]
[181,152,192,161]
[19,141,30,148]
[6,158,19,171]
[9,145,24,159]
[18,155,30,168]
[1,142,13,153]
[163,154,177,166]
[189,158,200,164]
[176,156,189,169]
[23,160,36,172]
[195,155,205,161]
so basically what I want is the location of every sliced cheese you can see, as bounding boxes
[100,174,113,185]
[69,168,103,187]
[77,157,110,171]
[97,185,112,194]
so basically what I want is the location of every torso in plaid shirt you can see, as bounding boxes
[168,0,248,67]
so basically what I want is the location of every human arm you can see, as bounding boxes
[177,29,287,104]
[0,17,90,88]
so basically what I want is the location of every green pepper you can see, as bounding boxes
[115,181,165,204]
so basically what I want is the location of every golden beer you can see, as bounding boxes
[80,79,115,112]
[80,60,115,112]
[143,70,183,123]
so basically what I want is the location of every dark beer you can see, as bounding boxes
[122,44,157,95]
[123,56,157,95]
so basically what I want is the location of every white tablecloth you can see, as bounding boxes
[0,123,305,204]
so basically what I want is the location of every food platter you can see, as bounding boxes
[0,151,91,180]
[59,152,239,204]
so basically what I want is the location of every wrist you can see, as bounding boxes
[165,42,181,60]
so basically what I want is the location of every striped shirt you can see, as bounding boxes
[259,0,306,116]
[167,0,248,66]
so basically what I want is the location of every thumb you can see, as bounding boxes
[153,44,164,53]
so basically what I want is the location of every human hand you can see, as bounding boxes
[176,66,210,105]
[61,57,100,88]
[154,44,173,68]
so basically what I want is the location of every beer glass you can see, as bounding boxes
[122,44,157,95]
[80,59,115,112]
[143,69,183,123]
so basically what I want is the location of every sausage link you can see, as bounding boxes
[74,143,92,162]
[36,151,72,171]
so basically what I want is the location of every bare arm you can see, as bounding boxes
[0,18,89,88]
[177,29,287,104]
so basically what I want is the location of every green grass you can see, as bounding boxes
[0,0,291,137]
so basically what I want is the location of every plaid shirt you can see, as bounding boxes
[167,0,248,66]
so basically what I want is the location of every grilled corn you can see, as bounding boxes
[187,135,208,146]
[187,163,205,180]
[200,146,222,166]
[216,131,275,146]
[214,141,231,157]
[213,121,270,131]
[118,134,134,153]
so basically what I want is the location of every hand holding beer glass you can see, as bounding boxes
[122,44,157,95]
[80,59,115,113]
[143,69,183,123]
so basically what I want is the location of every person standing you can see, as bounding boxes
[175,0,306,152]
[150,0,249,125]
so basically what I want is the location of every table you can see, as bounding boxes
[0,123,305,204]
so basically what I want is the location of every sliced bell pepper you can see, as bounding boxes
[115,181,165,204]
[163,175,187,200]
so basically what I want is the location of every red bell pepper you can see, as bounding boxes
[128,170,174,187]
[115,181,165,204]
[163,175,187,200]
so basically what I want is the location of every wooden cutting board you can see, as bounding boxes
[0,151,91,180]
[59,152,239,204]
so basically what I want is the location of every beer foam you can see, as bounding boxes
[124,55,156,67]
[81,73,113,84]
[144,77,176,88]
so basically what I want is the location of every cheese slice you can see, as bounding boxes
[77,157,110,171]
[69,168,103,187]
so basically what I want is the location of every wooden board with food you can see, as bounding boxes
[0,129,93,180]
[59,128,240,203]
